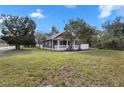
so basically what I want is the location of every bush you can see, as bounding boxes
[96,35,124,50]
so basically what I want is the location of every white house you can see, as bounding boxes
[42,32,89,51]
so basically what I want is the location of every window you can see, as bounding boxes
[60,41,66,45]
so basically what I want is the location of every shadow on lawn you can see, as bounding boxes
[78,49,123,57]
[0,49,32,57]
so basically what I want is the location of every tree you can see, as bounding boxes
[97,33,124,50]
[74,19,96,47]
[0,15,36,50]
[90,29,102,48]
[63,18,96,50]
[102,17,124,36]
[46,26,59,36]
[63,21,76,51]
[0,38,5,44]
[102,19,112,33]
[51,26,59,35]
[23,33,36,47]
[35,31,46,49]
[97,17,124,50]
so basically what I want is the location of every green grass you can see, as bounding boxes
[0,48,124,87]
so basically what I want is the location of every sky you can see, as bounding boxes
[0,5,124,33]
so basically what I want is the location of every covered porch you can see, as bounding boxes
[42,39,79,51]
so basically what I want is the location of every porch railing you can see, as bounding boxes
[54,45,79,49]
[54,45,67,49]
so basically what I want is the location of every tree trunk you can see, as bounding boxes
[67,42,73,51]
[16,44,20,50]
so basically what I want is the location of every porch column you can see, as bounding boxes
[52,40,53,50]
[66,40,68,48]
[73,41,75,49]
[57,40,60,50]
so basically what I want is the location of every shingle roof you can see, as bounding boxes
[45,31,77,41]
[46,32,64,40]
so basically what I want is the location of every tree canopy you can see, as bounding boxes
[45,26,59,37]
[97,17,124,50]
[35,31,46,49]
[50,26,59,35]
[0,15,36,49]
[63,18,96,50]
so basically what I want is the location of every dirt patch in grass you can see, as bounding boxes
[38,64,84,87]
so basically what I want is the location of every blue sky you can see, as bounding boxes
[0,5,124,33]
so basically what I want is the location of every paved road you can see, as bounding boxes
[0,46,15,55]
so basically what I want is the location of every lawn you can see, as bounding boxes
[0,48,124,87]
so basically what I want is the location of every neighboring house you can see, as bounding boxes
[42,32,89,51]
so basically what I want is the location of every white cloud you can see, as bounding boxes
[30,9,45,19]
[98,5,124,19]
[98,5,113,19]
[64,5,77,9]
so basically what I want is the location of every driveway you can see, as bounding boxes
[0,46,15,55]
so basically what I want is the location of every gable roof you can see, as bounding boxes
[45,31,77,41]
[46,32,64,40]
